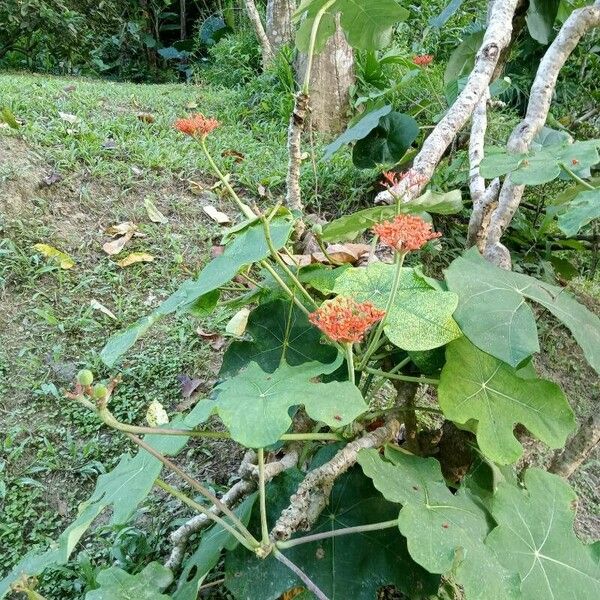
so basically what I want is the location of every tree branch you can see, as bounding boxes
[244,0,274,68]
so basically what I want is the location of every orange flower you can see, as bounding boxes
[413,54,434,67]
[174,113,220,137]
[372,214,441,252]
[309,297,385,344]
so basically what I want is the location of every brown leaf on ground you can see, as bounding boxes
[137,112,155,123]
[42,171,62,186]
[222,149,245,163]
[102,231,134,255]
[144,198,169,224]
[280,253,313,267]
[116,252,154,267]
[313,243,371,265]
[197,328,226,351]
[105,221,138,237]
[203,205,231,224]
[177,374,202,399]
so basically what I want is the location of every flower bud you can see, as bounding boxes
[77,370,94,386]
[92,384,108,400]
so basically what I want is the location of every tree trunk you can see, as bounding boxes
[244,0,274,68]
[266,0,296,50]
[295,16,355,134]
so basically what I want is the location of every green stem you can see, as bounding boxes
[260,216,318,309]
[155,478,257,551]
[559,162,597,190]
[358,252,407,369]
[345,343,355,385]
[283,432,343,441]
[276,519,398,550]
[302,0,338,94]
[128,434,259,546]
[258,448,269,545]
[259,260,311,316]
[363,367,439,386]
[200,137,256,219]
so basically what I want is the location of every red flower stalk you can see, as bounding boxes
[413,54,434,67]
[372,214,441,252]
[309,297,386,344]
[174,113,220,138]
[381,170,427,193]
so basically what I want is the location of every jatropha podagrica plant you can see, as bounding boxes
[3,110,599,600]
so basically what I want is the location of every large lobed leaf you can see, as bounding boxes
[334,263,461,350]
[199,357,367,448]
[0,404,211,597]
[557,188,600,237]
[100,218,293,367]
[445,249,600,374]
[487,468,600,599]
[226,468,439,599]
[526,0,560,44]
[439,337,575,464]
[358,447,521,600]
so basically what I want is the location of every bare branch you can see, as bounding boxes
[481,1,600,267]
[270,420,400,541]
[375,0,520,205]
[244,0,274,68]
[286,91,310,216]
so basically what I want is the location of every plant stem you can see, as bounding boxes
[128,434,259,547]
[363,367,439,386]
[258,448,269,545]
[345,343,355,384]
[283,432,342,441]
[302,0,338,94]
[276,519,398,550]
[155,478,256,552]
[273,549,330,600]
[358,252,407,369]
[200,137,256,219]
[259,260,311,316]
[560,162,597,190]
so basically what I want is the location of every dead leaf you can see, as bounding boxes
[187,179,206,194]
[116,252,155,267]
[280,589,305,600]
[58,111,79,124]
[185,101,199,109]
[90,299,117,320]
[222,149,245,163]
[143,198,169,224]
[257,183,267,197]
[203,205,231,224]
[131,166,143,176]
[137,112,155,123]
[196,328,226,351]
[225,307,251,337]
[177,374,202,399]
[105,221,138,237]
[280,253,313,267]
[313,243,371,265]
[33,244,75,269]
[42,171,62,186]
[146,400,169,427]
[103,232,134,255]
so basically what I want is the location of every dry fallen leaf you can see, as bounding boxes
[197,328,226,351]
[222,149,245,163]
[103,232,134,255]
[203,205,231,225]
[225,307,251,337]
[116,252,155,267]
[146,400,169,427]
[177,374,202,399]
[58,111,79,124]
[185,101,199,109]
[90,299,117,320]
[137,112,155,123]
[313,243,371,265]
[33,243,75,269]
[42,171,62,186]
[131,166,144,176]
[280,253,313,267]
[105,221,137,237]
[144,198,169,224]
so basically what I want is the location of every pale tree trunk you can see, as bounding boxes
[244,0,274,68]
[266,0,296,51]
[295,16,355,134]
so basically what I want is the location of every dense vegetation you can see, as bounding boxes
[1,1,599,600]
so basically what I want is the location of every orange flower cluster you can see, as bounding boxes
[174,113,220,137]
[413,54,434,67]
[372,214,441,252]
[309,297,385,344]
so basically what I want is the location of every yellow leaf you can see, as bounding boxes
[1,107,20,129]
[117,252,155,267]
[225,307,251,337]
[90,299,116,320]
[33,244,75,269]
[146,400,169,427]
[144,198,169,224]
[105,221,138,237]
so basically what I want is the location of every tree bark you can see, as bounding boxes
[295,15,355,134]
[266,0,296,51]
[244,0,274,68]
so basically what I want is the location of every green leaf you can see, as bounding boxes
[173,495,256,600]
[486,468,600,599]
[100,218,293,366]
[444,30,485,85]
[430,0,466,28]
[439,337,575,464]
[445,248,600,374]
[0,107,19,129]
[526,0,560,44]
[321,189,462,242]
[334,264,461,351]
[208,358,366,448]
[298,264,351,294]
[295,0,409,53]
[0,403,211,597]
[85,562,172,600]
[220,299,338,377]
[357,447,521,600]
[353,111,419,168]
[508,151,562,185]
[226,468,439,599]
[479,148,525,178]
[323,105,392,159]
[557,188,600,237]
